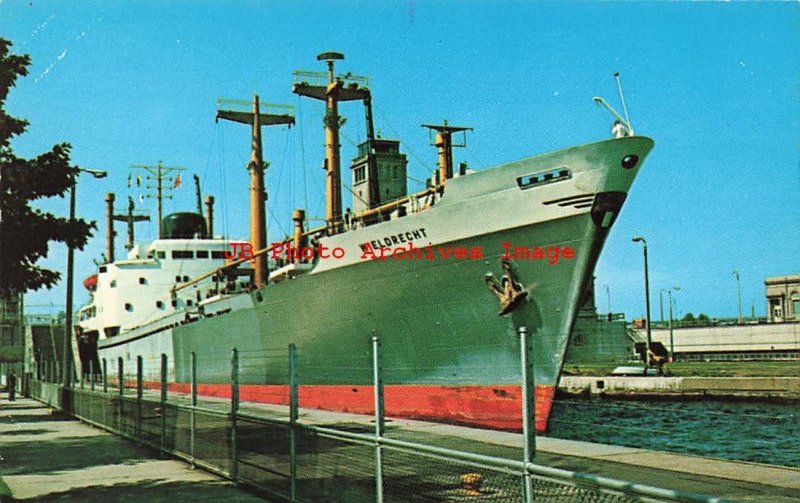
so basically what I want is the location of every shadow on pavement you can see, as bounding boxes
[1,435,153,476]
[7,479,262,503]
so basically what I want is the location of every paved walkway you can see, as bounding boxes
[0,393,265,502]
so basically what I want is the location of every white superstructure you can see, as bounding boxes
[78,237,251,340]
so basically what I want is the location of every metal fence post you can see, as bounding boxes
[373,336,384,503]
[230,348,239,484]
[90,360,95,392]
[117,357,124,431]
[102,358,108,393]
[160,353,168,456]
[519,325,536,503]
[137,356,143,438]
[288,343,298,501]
[190,351,197,468]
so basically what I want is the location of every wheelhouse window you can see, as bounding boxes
[211,251,226,259]
[517,167,571,190]
[196,250,209,258]
[172,250,193,259]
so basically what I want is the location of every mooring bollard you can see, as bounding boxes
[519,325,535,503]
[230,348,239,484]
[373,336,385,503]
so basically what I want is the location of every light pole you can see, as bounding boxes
[732,270,742,324]
[659,289,665,327]
[632,236,651,367]
[64,167,107,387]
[668,286,681,361]
[604,284,611,316]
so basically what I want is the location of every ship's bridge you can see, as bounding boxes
[78,237,258,341]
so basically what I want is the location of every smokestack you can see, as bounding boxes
[105,192,115,263]
[204,195,214,238]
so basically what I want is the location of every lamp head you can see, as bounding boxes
[632,236,645,244]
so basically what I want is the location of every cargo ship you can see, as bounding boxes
[76,53,653,431]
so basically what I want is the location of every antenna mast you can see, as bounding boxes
[216,95,295,288]
[421,121,472,187]
[614,71,631,131]
[131,161,186,238]
[293,52,371,235]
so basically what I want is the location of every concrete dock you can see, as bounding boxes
[0,393,263,502]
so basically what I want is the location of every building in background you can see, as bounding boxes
[766,275,800,323]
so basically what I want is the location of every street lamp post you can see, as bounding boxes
[604,284,611,317]
[668,286,681,361]
[659,289,665,327]
[733,271,742,325]
[632,236,651,367]
[63,168,107,387]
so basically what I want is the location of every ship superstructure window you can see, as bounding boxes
[175,276,182,283]
[125,303,133,312]
[99,266,107,273]
[110,280,117,288]
[211,251,226,259]
[172,250,193,259]
[517,168,571,190]
[183,275,190,282]
[139,277,147,285]
[196,250,209,258]
[157,251,166,259]
[186,299,193,306]
[156,301,165,309]
[354,166,366,184]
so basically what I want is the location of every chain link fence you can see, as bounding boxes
[27,331,727,503]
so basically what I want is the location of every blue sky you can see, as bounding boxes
[2,1,798,320]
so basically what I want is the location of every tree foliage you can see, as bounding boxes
[0,38,95,296]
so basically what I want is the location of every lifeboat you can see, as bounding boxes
[83,273,98,292]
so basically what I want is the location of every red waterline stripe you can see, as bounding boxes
[146,382,555,432]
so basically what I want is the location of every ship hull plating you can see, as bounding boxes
[96,136,654,432]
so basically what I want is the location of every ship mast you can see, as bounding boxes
[293,52,371,235]
[131,161,186,238]
[422,121,472,187]
[216,96,295,289]
[106,193,150,259]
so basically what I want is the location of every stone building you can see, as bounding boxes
[765,274,800,323]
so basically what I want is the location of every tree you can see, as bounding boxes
[682,312,695,323]
[0,38,95,296]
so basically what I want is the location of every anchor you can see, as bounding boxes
[485,259,527,315]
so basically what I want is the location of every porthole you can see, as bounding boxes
[621,155,639,169]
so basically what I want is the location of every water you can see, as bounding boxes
[547,397,800,468]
